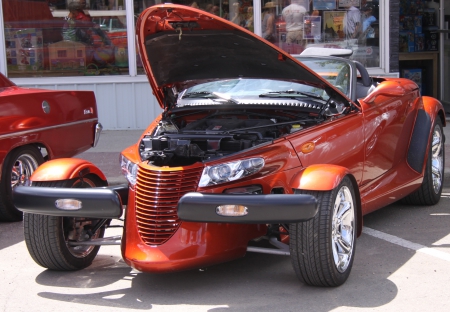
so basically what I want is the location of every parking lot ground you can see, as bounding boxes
[1,192,450,311]
[1,122,450,311]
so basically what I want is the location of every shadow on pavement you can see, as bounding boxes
[34,241,399,311]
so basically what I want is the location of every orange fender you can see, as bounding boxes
[31,158,107,182]
[290,165,363,237]
[290,164,350,191]
[422,96,446,127]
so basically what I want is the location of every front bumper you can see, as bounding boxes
[178,192,318,223]
[14,184,318,223]
[13,184,128,218]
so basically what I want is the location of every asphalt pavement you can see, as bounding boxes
[1,118,450,311]
[78,117,450,185]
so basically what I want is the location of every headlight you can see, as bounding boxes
[120,154,138,186]
[199,158,264,187]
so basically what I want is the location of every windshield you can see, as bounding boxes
[176,78,328,106]
[296,58,351,97]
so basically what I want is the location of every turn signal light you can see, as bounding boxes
[301,142,315,153]
[216,204,248,217]
[55,199,82,211]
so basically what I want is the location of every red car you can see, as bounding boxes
[14,4,445,287]
[0,73,101,222]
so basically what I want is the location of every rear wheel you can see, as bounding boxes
[402,118,444,205]
[24,175,107,270]
[0,146,44,222]
[290,176,356,287]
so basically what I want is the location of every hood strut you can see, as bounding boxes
[162,86,178,117]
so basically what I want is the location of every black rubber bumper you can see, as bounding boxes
[177,192,318,223]
[13,184,129,218]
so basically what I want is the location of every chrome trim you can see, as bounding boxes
[68,235,122,246]
[93,123,103,147]
[0,118,99,140]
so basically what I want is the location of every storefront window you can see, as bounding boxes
[2,0,380,78]
[261,0,380,67]
[3,0,128,77]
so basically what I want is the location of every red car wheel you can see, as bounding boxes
[0,146,44,222]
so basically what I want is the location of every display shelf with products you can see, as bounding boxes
[399,0,439,98]
[399,51,438,97]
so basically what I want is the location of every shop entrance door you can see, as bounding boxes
[440,0,450,112]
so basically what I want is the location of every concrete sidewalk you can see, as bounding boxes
[77,120,450,185]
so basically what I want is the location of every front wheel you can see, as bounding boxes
[290,176,357,287]
[24,175,107,271]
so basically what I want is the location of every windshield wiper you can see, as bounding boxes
[259,90,324,100]
[182,91,240,104]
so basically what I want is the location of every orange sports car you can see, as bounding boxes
[14,4,445,287]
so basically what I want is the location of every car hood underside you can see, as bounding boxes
[136,4,327,108]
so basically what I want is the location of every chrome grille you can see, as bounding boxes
[135,164,203,245]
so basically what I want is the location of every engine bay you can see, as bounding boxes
[139,105,328,167]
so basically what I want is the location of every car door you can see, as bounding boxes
[359,89,417,184]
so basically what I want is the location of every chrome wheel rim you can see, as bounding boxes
[431,124,444,194]
[11,153,39,188]
[331,185,355,273]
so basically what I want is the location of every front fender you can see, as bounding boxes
[290,164,363,237]
[290,164,350,191]
[30,158,107,182]
[422,96,446,127]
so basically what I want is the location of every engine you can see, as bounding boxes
[139,108,320,167]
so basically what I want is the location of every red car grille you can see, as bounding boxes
[135,164,203,245]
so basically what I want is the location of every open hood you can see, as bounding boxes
[136,4,328,110]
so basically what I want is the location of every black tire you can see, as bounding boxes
[290,176,357,287]
[0,146,44,222]
[23,175,106,271]
[402,118,444,205]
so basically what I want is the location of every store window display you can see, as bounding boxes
[282,0,307,45]
[343,0,361,40]
[268,0,379,67]
[2,0,128,78]
[2,0,380,78]
[262,2,277,41]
